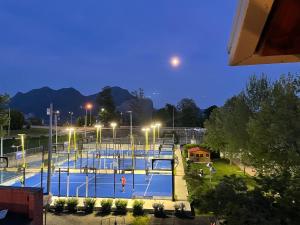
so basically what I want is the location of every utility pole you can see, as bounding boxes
[47,104,53,194]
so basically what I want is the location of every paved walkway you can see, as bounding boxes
[174,147,189,201]
[232,159,256,176]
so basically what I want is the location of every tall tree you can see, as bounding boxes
[96,86,116,124]
[247,75,300,172]
[153,103,178,127]
[10,110,25,130]
[177,98,201,127]
[0,94,9,136]
[203,105,218,122]
[128,88,153,125]
[204,107,228,153]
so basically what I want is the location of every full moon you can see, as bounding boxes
[170,56,181,68]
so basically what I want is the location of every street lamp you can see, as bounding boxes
[142,127,150,152]
[84,103,93,138]
[86,103,93,126]
[18,134,26,168]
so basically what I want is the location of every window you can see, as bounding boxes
[206,154,209,157]
[196,154,200,158]
[190,153,194,157]
[200,154,203,157]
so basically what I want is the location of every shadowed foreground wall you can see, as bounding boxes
[0,186,43,225]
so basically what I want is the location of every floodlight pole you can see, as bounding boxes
[47,103,53,194]
[85,108,88,138]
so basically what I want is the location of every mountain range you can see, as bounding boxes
[9,86,153,121]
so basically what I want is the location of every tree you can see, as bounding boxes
[221,94,251,164]
[0,94,9,136]
[153,104,178,127]
[247,75,300,173]
[96,86,116,124]
[128,88,153,125]
[10,110,25,130]
[198,175,281,225]
[204,108,228,153]
[177,98,201,127]
[203,105,218,122]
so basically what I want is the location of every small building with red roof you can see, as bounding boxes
[188,147,211,163]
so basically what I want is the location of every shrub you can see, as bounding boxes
[133,200,145,216]
[115,199,128,215]
[100,199,113,214]
[152,202,165,217]
[83,198,96,213]
[54,198,66,213]
[131,216,150,225]
[174,202,186,217]
[66,198,78,213]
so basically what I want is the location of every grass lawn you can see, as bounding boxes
[184,158,256,199]
[192,158,255,188]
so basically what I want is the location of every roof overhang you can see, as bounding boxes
[228,0,300,66]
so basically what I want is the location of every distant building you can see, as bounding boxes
[188,147,210,163]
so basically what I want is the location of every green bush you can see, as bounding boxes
[100,199,113,214]
[152,203,165,217]
[174,202,186,217]
[133,200,145,216]
[83,198,96,213]
[131,216,150,225]
[115,199,128,215]
[66,198,78,213]
[54,198,66,213]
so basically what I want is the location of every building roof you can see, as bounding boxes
[228,0,300,65]
[188,147,210,154]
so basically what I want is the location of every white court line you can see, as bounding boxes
[143,161,158,196]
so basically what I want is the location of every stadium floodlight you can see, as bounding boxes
[155,122,161,138]
[110,122,117,140]
[95,124,103,145]
[66,127,75,153]
[142,127,150,151]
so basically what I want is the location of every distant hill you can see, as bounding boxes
[9,86,152,122]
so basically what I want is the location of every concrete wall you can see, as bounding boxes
[0,186,43,225]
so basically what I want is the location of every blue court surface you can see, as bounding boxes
[12,172,172,198]
[0,171,20,183]
[56,157,172,170]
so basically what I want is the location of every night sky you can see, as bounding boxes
[0,0,299,108]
